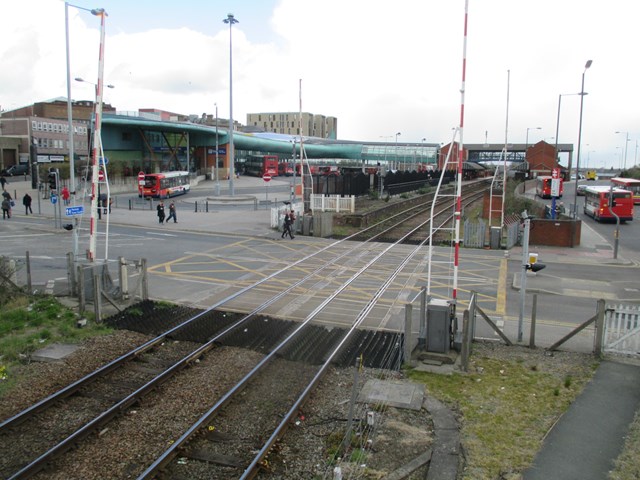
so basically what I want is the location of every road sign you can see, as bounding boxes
[262,174,272,182]
[50,194,58,204]
[98,170,105,181]
[99,156,109,165]
[551,178,561,197]
[138,171,146,186]
[552,168,560,179]
[65,205,84,216]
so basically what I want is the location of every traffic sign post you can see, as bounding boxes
[65,205,84,216]
[551,168,560,219]
[263,174,271,203]
[138,171,145,195]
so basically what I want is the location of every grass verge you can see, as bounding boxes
[0,295,112,397]
[406,343,599,479]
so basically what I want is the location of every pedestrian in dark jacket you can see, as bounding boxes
[23,193,32,215]
[2,198,11,219]
[281,210,294,239]
[157,201,165,224]
[165,202,177,223]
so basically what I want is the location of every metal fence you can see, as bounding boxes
[463,219,486,248]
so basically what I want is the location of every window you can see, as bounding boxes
[32,120,38,130]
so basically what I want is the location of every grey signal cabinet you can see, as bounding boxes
[426,299,452,353]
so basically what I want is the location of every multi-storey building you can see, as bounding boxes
[0,98,115,172]
[246,112,337,139]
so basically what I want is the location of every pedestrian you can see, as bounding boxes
[1,197,11,219]
[23,193,33,215]
[281,210,294,239]
[0,175,7,191]
[61,186,70,205]
[165,201,177,223]
[157,200,165,224]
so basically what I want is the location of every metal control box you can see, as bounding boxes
[426,299,452,353]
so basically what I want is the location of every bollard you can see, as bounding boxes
[26,251,32,294]
[129,198,132,210]
[529,293,537,348]
[206,200,209,213]
[194,201,198,213]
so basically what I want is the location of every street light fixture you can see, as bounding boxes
[524,127,541,166]
[554,92,585,176]
[573,59,593,219]
[65,2,105,264]
[215,102,220,196]
[223,13,238,196]
[395,132,401,170]
[615,131,630,171]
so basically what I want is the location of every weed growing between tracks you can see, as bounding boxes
[406,342,598,480]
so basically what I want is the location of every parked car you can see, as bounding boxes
[1,164,29,176]
[577,184,588,196]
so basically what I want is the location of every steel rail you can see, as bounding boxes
[137,204,454,479]
[4,200,435,479]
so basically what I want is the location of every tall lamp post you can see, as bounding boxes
[395,132,401,170]
[554,93,584,176]
[524,127,541,167]
[223,13,238,196]
[573,59,593,219]
[615,131,629,171]
[87,7,108,262]
[65,2,104,261]
[214,103,220,196]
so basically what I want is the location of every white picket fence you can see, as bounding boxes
[310,194,355,213]
[604,303,640,356]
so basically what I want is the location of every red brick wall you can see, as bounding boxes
[529,218,581,247]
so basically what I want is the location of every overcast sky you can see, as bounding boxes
[1,0,638,170]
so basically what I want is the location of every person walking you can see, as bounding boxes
[2,197,11,219]
[281,210,294,239]
[165,201,177,223]
[23,193,33,215]
[61,186,70,205]
[156,200,165,224]
[0,175,7,191]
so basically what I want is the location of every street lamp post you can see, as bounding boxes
[573,60,593,219]
[395,132,401,170]
[87,7,108,262]
[554,93,584,177]
[524,127,541,168]
[65,2,104,262]
[615,131,630,171]
[223,13,238,196]
[214,103,220,196]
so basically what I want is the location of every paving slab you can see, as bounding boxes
[358,379,424,410]
[31,343,79,362]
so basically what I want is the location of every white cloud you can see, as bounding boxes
[1,0,639,169]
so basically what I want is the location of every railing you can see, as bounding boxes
[604,303,640,356]
[310,194,355,213]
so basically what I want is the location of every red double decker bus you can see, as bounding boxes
[583,186,634,222]
[244,155,278,177]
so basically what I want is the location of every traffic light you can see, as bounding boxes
[48,169,59,191]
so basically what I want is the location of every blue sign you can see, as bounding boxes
[50,194,58,204]
[65,205,84,216]
[99,156,109,165]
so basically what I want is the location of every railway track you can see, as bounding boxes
[1,185,471,479]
